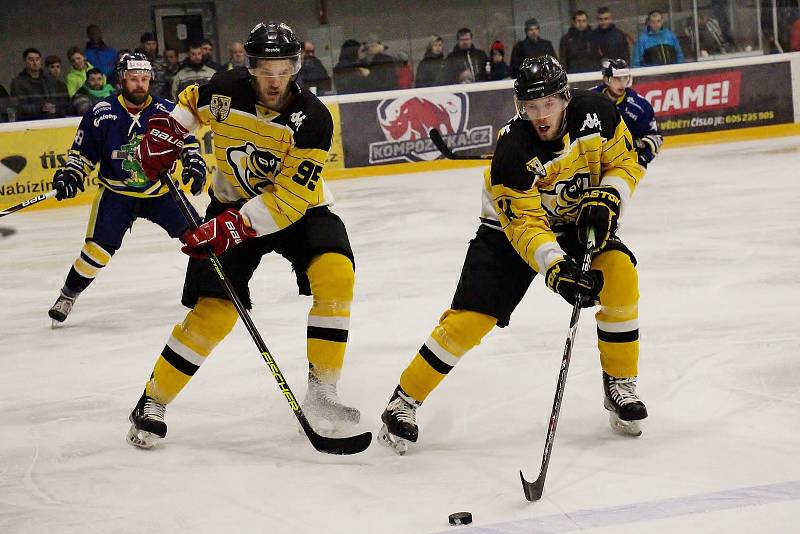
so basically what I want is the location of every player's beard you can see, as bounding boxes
[122,88,148,106]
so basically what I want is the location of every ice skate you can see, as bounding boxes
[377,386,420,456]
[48,290,76,326]
[126,391,167,449]
[301,372,360,435]
[603,372,647,437]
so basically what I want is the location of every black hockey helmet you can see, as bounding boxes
[116,51,152,79]
[245,21,301,74]
[514,55,570,101]
[601,58,630,78]
[601,58,633,87]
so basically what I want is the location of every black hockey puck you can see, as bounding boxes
[448,512,473,526]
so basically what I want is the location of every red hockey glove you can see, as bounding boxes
[180,209,257,259]
[136,113,189,181]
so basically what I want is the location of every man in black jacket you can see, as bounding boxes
[439,28,488,85]
[10,48,71,121]
[591,6,631,63]
[559,10,600,73]
[509,18,557,78]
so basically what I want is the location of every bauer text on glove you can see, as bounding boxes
[136,114,189,181]
[180,209,257,258]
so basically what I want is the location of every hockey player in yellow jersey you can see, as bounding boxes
[379,55,648,455]
[126,22,359,448]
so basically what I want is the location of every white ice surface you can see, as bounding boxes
[0,136,798,533]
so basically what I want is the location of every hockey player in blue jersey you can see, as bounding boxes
[48,52,207,324]
[591,59,663,168]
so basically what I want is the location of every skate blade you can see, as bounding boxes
[126,425,162,449]
[609,413,642,437]
[377,424,409,456]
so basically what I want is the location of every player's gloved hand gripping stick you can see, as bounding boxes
[159,171,372,455]
[520,227,597,501]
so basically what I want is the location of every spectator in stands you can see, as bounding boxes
[559,10,600,73]
[140,32,169,98]
[684,11,733,57]
[44,56,70,109]
[172,42,217,99]
[71,68,114,115]
[226,41,247,69]
[66,47,94,97]
[84,24,117,77]
[415,35,445,88]
[10,48,71,120]
[633,10,684,66]
[298,40,332,94]
[333,39,367,94]
[395,50,414,89]
[200,38,224,71]
[510,18,557,77]
[488,40,510,80]
[361,34,398,92]
[0,84,11,122]
[45,56,64,81]
[439,28,489,85]
[591,7,631,63]
[162,47,180,93]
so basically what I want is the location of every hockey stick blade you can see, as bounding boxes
[520,470,545,501]
[299,417,373,455]
[429,128,493,160]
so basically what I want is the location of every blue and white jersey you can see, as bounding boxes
[69,94,197,197]
[590,84,662,166]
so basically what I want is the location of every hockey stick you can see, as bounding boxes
[429,128,493,160]
[520,227,596,501]
[160,172,372,455]
[0,189,57,218]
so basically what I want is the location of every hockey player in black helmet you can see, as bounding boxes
[378,55,648,455]
[513,54,572,141]
[127,21,361,449]
[592,58,663,167]
[244,21,302,110]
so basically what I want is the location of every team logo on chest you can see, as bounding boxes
[539,172,591,221]
[226,142,281,196]
[210,94,232,122]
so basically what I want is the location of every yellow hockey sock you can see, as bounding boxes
[305,253,354,383]
[146,297,238,403]
[400,309,496,402]
[593,250,639,378]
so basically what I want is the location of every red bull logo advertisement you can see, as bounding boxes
[369,93,492,164]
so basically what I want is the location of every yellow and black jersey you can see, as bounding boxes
[481,89,643,274]
[171,68,334,236]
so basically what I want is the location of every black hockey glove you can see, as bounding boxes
[634,134,662,167]
[545,257,603,308]
[576,186,621,249]
[53,167,85,200]
[180,144,207,196]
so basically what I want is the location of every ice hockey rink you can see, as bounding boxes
[1,135,798,533]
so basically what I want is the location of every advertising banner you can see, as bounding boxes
[339,89,516,167]
[575,61,793,136]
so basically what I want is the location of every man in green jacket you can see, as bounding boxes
[66,46,96,97]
